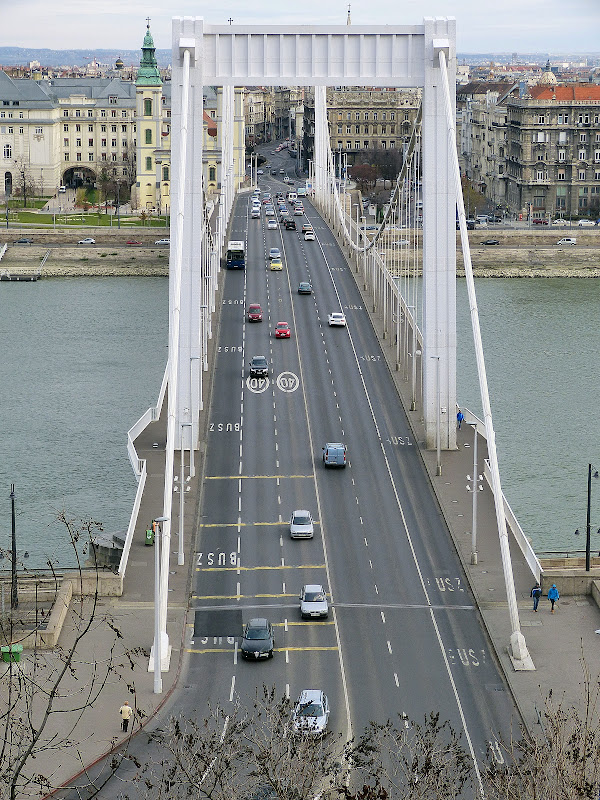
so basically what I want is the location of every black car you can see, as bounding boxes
[481,239,500,245]
[283,218,296,230]
[14,238,33,244]
[249,355,269,378]
[241,618,274,659]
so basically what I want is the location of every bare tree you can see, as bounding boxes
[0,512,144,799]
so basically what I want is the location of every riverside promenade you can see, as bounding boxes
[19,261,600,796]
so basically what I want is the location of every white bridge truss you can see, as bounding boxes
[148,15,529,674]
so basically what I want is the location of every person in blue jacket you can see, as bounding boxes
[547,583,559,613]
[457,409,464,429]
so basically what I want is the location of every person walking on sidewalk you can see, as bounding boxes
[531,582,542,612]
[547,583,559,613]
[457,409,464,429]
[119,700,133,732]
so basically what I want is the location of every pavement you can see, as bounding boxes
[19,207,600,796]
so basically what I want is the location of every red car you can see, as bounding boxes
[126,239,143,245]
[248,303,263,322]
[275,321,291,339]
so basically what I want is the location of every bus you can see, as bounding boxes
[225,240,245,270]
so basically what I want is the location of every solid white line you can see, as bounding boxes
[233,642,238,665]
[229,676,235,702]
[236,582,240,599]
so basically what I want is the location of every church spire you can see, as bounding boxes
[136,18,162,86]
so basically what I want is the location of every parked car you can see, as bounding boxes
[298,281,313,294]
[240,618,274,659]
[300,585,329,619]
[14,237,33,244]
[248,304,263,322]
[78,237,96,244]
[322,442,347,467]
[578,219,595,226]
[290,510,314,539]
[291,690,330,736]
[154,238,170,245]
[532,218,549,225]
[275,321,291,339]
[328,312,346,327]
[126,239,143,245]
[481,239,500,245]
[249,355,269,378]
[557,237,577,245]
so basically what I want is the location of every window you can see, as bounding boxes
[596,133,600,142]
[63,124,68,132]
[64,153,69,161]
[63,110,69,117]
[111,110,116,118]
[146,156,152,170]
[76,152,82,161]
[364,140,369,149]
[404,112,409,121]
[346,141,351,149]
[579,170,586,180]
[101,153,107,160]
[354,141,360,149]
[76,138,81,147]
[536,170,545,181]
[101,110,106,118]
[579,150,586,161]
[88,153,94,161]
[88,110,93,117]
[19,111,23,119]
[163,166,169,181]
[373,112,378,121]
[596,170,600,180]
[355,112,360,121]
[580,133,587,142]
[7,126,12,134]
[537,131,545,143]
[121,125,127,133]
[381,125,386,134]
[390,140,395,148]
[364,112,369,121]
[337,125,342,134]
[101,124,106,132]
[557,169,565,180]
[355,125,360,134]
[122,140,127,148]
[558,113,565,124]
[145,129,152,144]
[537,153,545,161]
[595,151,600,163]
[89,138,93,146]
[209,166,216,181]
[75,124,80,132]
[559,131,567,143]
[111,125,117,133]
[75,110,81,117]
[64,138,69,147]
[144,98,152,116]
[558,150,566,162]
[382,112,387,121]
[3,144,11,158]
[381,140,387,149]
[109,95,117,105]
[346,126,351,134]
[18,126,23,134]
[537,115,545,124]
[346,112,351,120]
[533,194,544,207]
[88,124,93,132]
[111,153,117,161]
[390,112,395,121]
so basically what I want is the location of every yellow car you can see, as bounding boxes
[270,258,283,271]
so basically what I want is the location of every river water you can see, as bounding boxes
[0,275,596,567]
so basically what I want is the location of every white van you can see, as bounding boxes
[287,192,297,203]
[58,186,67,193]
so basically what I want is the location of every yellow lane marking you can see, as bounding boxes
[205,474,314,480]
[186,646,339,654]
[197,564,326,572]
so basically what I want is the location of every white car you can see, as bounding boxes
[78,237,95,245]
[557,237,576,246]
[328,312,346,327]
[257,169,264,175]
[291,690,330,736]
[265,207,275,216]
[154,238,170,245]
[577,219,595,226]
[290,510,314,539]
[267,219,277,230]
[304,231,315,241]
[300,584,328,618]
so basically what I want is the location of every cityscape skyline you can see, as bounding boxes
[2,0,599,54]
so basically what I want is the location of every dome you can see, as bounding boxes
[540,59,557,86]
[115,57,124,70]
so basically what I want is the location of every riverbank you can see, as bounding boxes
[2,227,600,277]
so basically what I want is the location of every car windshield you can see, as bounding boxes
[304,591,325,602]
[297,703,323,717]
[245,628,269,640]
[253,357,267,366]
[293,514,311,525]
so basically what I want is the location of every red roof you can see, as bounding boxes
[203,111,217,137]
[530,85,600,102]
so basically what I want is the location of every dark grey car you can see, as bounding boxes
[241,618,274,659]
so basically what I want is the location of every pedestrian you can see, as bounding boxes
[119,700,133,732]
[547,583,559,613]
[531,582,542,612]
[457,409,464,429]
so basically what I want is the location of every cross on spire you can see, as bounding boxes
[146,16,151,29]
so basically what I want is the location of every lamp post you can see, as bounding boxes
[431,356,442,475]
[585,464,599,572]
[177,422,193,566]
[467,423,484,565]
[152,515,169,693]
[10,484,18,609]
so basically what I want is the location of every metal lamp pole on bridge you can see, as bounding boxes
[152,515,169,694]
[585,463,598,572]
[467,423,484,565]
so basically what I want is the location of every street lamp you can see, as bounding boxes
[466,422,484,565]
[152,515,169,693]
[175,422,193,566]
[585,464,599,572]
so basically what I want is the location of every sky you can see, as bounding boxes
[1,0,599,55]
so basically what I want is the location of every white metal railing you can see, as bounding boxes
[0,243,7,261]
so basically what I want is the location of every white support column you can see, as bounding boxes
[314,85,327,206]
[422,18,457,452]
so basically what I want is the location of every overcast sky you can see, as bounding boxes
[1,0,598,55]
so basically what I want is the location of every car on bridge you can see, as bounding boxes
[304,230,315,241]
[557,237,576,245]
[240,618,274,659]
[268,247,281,260]
[249,355,269,378]
[291,690,330,736]
[290,509,314,539]
[328,312,346,326]
[247,304,263,322]
[126,239,143,245]
[154,238,170,245]
[275,321,291,338]
[481,239,500,245]
[298,281,312,294]
[270,258,283,271]
[14,237,33,244]
[267,219,277,230]
[299,585,328,619]
[283,219,296,230]
[78,237,96,244]
[301,223,313,233]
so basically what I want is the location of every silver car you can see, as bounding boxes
[290,510,314,539]
[300,584,328,618]
[291,689,330,736]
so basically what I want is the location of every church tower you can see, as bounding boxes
[135,19,163,212]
